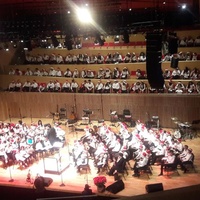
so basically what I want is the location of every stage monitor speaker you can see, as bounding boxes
[171,57,179,69]
[145,183,163,193]
[106,180,125,194]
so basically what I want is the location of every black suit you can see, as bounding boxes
[108,156,125,175]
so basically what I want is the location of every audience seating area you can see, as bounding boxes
[0,31,200,95]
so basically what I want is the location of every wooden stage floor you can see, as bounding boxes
[0,118,200,199]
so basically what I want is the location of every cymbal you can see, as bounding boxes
[171,117,178,121]
[174,121,180,124]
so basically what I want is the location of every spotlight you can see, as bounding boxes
[181,4,187,9]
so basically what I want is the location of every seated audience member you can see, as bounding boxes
[40,69,48,76]
[54,80,61,92]
[186,81,196,94]
[43,53,49,64]
[49,67,57,77]
[194,36,200,46]
[104,68,112,79]
[107,153,125,176]
[56,67,63,77]
[46,80,55,92]
[187,36,194,47]
[132,152,149,177]
[179,37,187,47]
[105,53,113,64]
[82,184,93,195]
[86,70,95,79]
[30,80,38,92]
[190,68,199,80]
[22,80,31,92]
[36,54,43,64]
[178,52,186,61]
[162,53,171,62]
[71,79,79,93]
[8,68,16,75]
[97,53,104,64]
[138,52,146,62]
[97,68,105,79]
[15,79,22,92]
[38,83,46,92]
[124,52,131,63]
[167,80,175,93]
[136,69,145,79]
[172,67,181,79]
[89,54,97,64]
[49,53,57,64]
[120,80,129,93]
[140,82,147,93]
[112,52,123,63]
[130,81,140,93]
[112,67,120,79]
[120,67,130,79]
[158,150,176,176]
[8,80,16,92]
[181,67,190,79]
[77,53,84,64]
[80,68,87,78]
[83,54,90,64]
[78,80,87,93]
[72,68,79,78]
[130,52,138,62]
[25,53,33,64]
[64,68,72,78]
[15,69,23,76]
[196,82,200,93]
[72,54,78,64]
[85,80,94,93]
[56,54,64,64]
[103,80,111,93]
[192,52,197,61]
[186,52,192,61]
[62,80,71,92]
[163,69,171,79]
[24,68,33,76]
[33,68,41,76]
[65,53,73,64]
[112,80,121,93]
[95,80,104,93]
[174,81,185,94]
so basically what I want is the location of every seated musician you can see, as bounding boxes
[96,153,108,174]
[107,153,125,176]
[132,152,149,177]
[158,150,176,176]
[76,151,89,172]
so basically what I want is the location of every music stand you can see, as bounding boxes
[110,110,118,127]
[83,109,93,124]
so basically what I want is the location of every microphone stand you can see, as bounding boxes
[8,108,11,123]
[8,165,14,182]
[59,149,65,187]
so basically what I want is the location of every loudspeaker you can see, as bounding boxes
[145,183,163,193]
[106,180,125,194]
[171,57,179,69]
[146,32,164,89]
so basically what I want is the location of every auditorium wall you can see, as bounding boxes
[0,92,199,128]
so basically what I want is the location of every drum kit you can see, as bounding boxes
[171,117,193,139]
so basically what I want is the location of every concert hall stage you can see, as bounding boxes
[0,118,200,200]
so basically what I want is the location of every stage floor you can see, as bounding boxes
[0,118,200,198]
